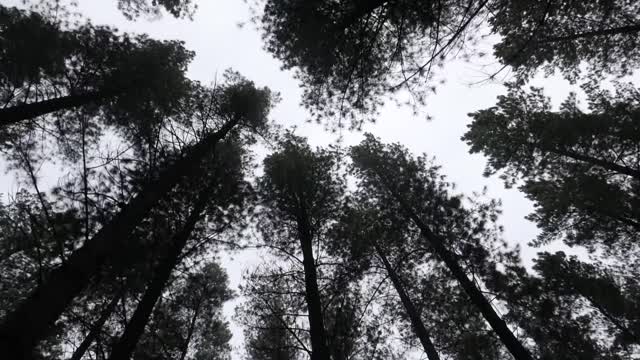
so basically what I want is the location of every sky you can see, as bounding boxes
[2,0,591,357]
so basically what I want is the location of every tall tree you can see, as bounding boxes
[238,266,305,360]
[109,136,248,360]
[490,0,640,80]
[485,251,638,359]
[463,84,640,255]
[257,134,346,360]
[132,262,234,360]
[534,252,640,348]
[350,134,533,360]
[256,0,488,126]
[0,74,274,358]
[0,4,194,131]
[331,205,441,360]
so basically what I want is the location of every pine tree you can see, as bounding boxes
[351,134,533,360]
[0,74,274,358]
[256,134,346,360]
[463,84,640,256]
[490,0,640,80]
[256,0,488,126]
[0,4,194,132]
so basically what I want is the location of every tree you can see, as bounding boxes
[534,252,640,348]
[238,266,305,360]
[256,134,346,360]
[0,73,274,358]
[463,84,640,255]
[256,0,488,126]
[109,138,245,360]
[331,205,441,360]
[133,262,234,360]
[490,0,640,81]
[485,251,638,359]
[350,134,533,360]
[0,4,194,133]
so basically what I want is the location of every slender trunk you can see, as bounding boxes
[70,293,121,360]
[552,147,640,180]
[0,116,239,358]
[179,301,202,360]
[0,90,113,126]
[374,174,533,360]
[296,204,330,360]
[543,23,640,43]
[108,191,210,360]
[374,244,440,360]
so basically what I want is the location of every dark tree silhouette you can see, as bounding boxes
[256,0,488,126]
[490,0,640,80]
[351,134,533,360]
[257,134,346,360]
[0,75,274,358]
[463,84,640,255]
[0,4,194,132]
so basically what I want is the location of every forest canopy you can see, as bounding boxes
[0,1,639,360]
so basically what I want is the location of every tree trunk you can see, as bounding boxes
[178,300,202,360]
[552,147,640,180]
[296,203,330,360]
[70,293,122,360]
[108,190,210,360]
[543,23,640,43]
[374,244,440,360]
[0,116,239,358]
[374,173,533,360]
[0,90,112,126]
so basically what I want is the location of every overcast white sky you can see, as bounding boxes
[2,0,591,357]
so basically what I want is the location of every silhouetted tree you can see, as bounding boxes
[0,4,194,133]
[351,134,533,360]
[255,0,488,126]
[490,0,640,80]
[256,134,346,360]
[463,84,640,256]
[0,73,274,358]
[132,262,234,360]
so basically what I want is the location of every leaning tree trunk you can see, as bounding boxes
[296,204,331,360]
[0,90,114,126]
[70,292,122,360]
[373,173,534,360]
[374,244,441,360]
[108,189,211,360]
[0,116,240,359]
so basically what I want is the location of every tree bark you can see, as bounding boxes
[70,293,122,360]
[373,173,533,360]
[108,190,211,360]
[374,244,440,360]
[0,90,113,126]
[0,116,240,359]
[296,202,330,360]
[551,147,640,180]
